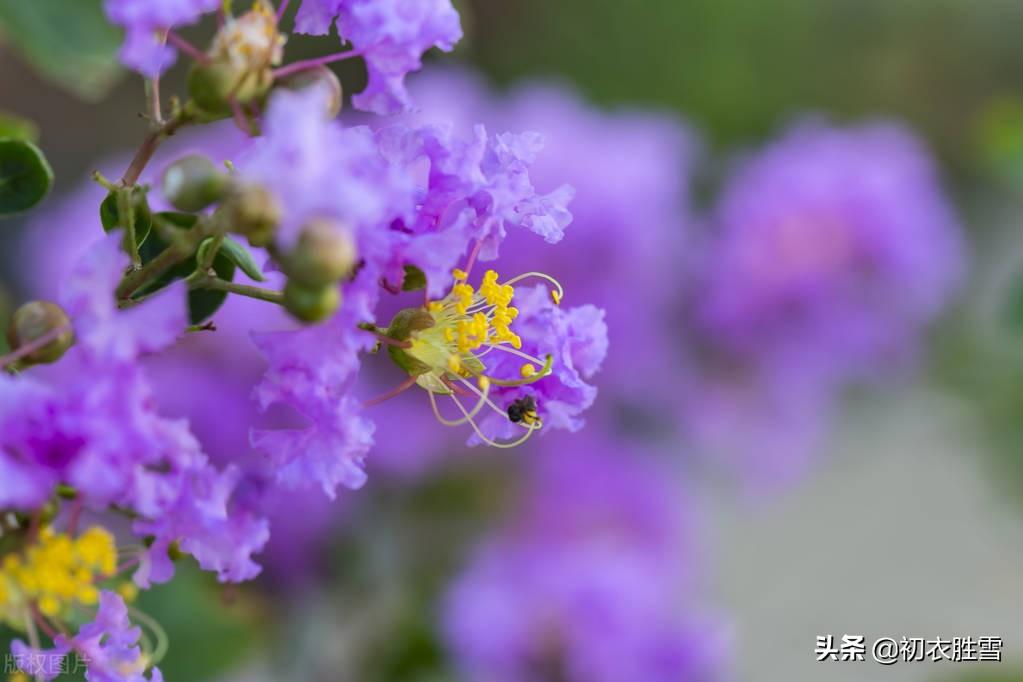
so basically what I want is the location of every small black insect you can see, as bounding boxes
[507,395,540,426]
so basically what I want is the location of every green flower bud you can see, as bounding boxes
[282,219,358,288]
[188,1,284,118]
[188,61,274,118]
[162,155,228,212]
[283,280,341,323]
[5,301,74,365]
[219,184,281,247]
[273,66,343,118]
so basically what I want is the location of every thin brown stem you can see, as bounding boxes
[362,375,418,408]
[121,110,193,187]
[0,324,73,370]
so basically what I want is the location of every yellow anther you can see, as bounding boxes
[76,584,100,606]
[447,355,462,373]
[428,301,444,313]
[0,525,120,620]
[478,375,491,391]
[520,363,537,378]
[452,268,468,280]
[117,582,139,603]
[39,595,60,618]
[551,290,562,305]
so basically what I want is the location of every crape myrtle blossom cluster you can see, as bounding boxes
[680,120,965,487]
[0,0,609,679]
[443,435,728,682]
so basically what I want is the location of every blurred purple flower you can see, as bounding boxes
[294,0,462,114]
[679,120,966,488]
[104,0,220,76]
[695,120,965,384]
[443,435,728,682]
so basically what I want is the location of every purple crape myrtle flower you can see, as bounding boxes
[443,436,729,682]
[240,86,586,496]
[678,119,966,489]
[396,70,695,415]
[104,0,221,76]
[694,119,965,385]
[362,70,691,473]
[294,0,463,114]
[0,234,269,587]
[13,592,163,682]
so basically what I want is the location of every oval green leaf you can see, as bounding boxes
[0,139,53,215]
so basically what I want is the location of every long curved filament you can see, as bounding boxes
[428,378,490,426]
[450,393,539,448]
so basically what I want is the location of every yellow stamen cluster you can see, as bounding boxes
[1,526,117,618]
[442,269,521,354]
[212,0,285,71]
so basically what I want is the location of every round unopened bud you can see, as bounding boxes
[188,61,273,118]
[283,219,358,288]
[6,301,73,365]
[220,184,281,247]
[274,66,343,118]
[162,155,228,212]
[283,281,341,323]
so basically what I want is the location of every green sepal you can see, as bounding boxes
[385,307,435,341]
[0,138,53,216]
[219,237,265,281]
[137,212,237,324]
[100,186,152,247]
[401,264,427,292]
[387,345,432,378]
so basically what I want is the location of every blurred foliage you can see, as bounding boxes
[136,563,269,681]
[467,0,1023,171]
[0,112,39,144]
[0,0,122,101]
[975,96,1023,193]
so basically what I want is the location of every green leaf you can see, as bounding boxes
[0,112,39,143]
[100,187,153,247]
[219,237,265,281]
[0,0,122,101]
[189,252,235,324]
[401,264,427,291]
[137,212,237,324]
[0,138,53,216]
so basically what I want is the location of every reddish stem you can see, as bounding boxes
[463,239,483,278]
[167,31,209,64]
[370,331,411,349]
[67,498,84,536]
[271,49,364,80]
[0,324,72,370]
[362,375,417,408]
